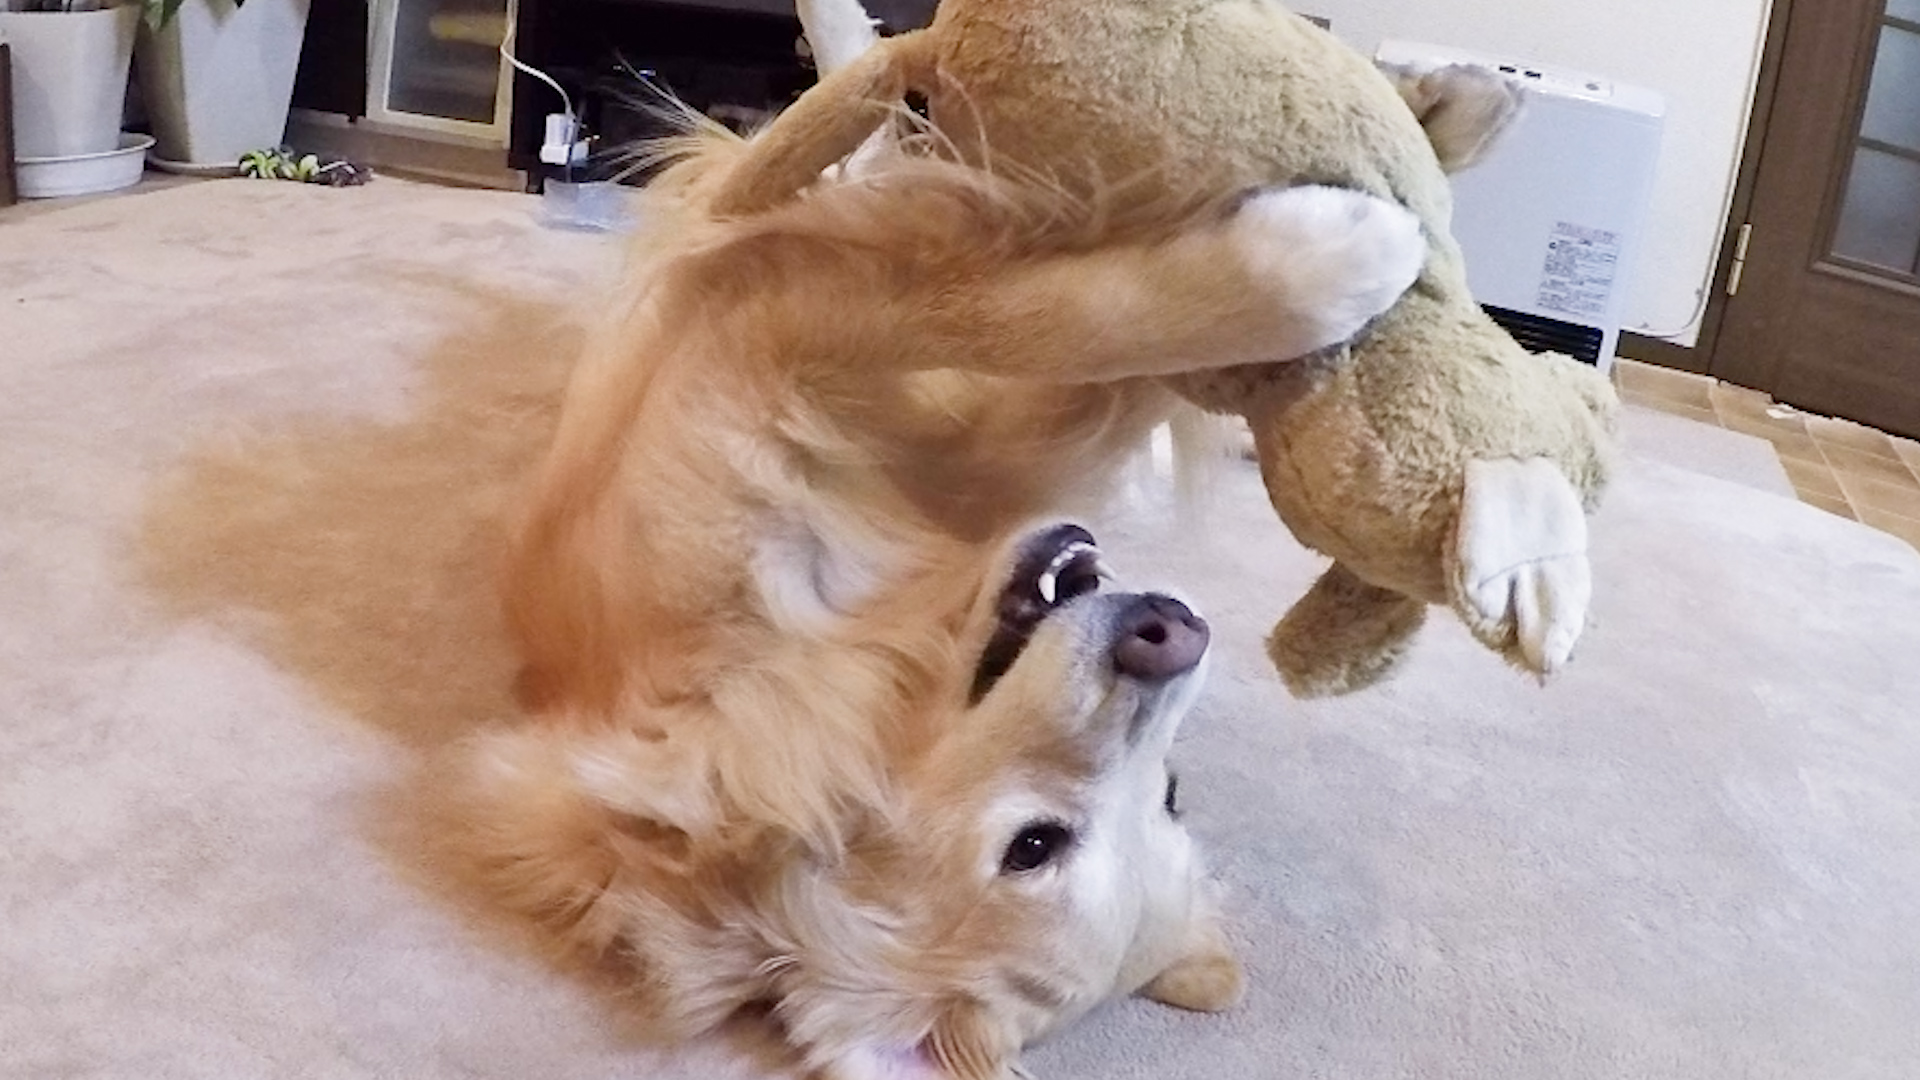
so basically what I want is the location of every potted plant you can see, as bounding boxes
[0,0,138,158]
[0,0,150,197]
[134,0,310,169]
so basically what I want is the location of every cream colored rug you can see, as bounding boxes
[4,179,1918,1079]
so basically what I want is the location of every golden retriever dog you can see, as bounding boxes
[434,64,1427,1080]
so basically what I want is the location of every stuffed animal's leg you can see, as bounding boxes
[1267,561,1428,698]
[1449,457,1592,677]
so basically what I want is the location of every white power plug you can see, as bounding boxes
[539,113,589,167]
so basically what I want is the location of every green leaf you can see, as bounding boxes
[143,0,186,30]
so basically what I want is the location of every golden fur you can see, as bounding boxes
[435,122,1427,1079]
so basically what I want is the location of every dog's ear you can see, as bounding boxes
[1377,62,1525,174]
[433,727,712,954]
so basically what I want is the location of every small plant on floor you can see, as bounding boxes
[238,146,372,186]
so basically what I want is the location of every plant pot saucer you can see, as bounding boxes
[18,133,156,199]
[145,153,243,178]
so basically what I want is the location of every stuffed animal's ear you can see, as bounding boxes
[1377,62,1525,174]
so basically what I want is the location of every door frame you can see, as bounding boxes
[1621,0,1798,377]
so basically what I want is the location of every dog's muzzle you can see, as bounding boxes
[971,524,1208,701]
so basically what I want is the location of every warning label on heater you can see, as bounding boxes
[1537,222,1622,319]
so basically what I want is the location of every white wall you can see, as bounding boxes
[1303,0,1775,345]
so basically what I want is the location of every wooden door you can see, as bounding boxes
[1715,0,1920,439]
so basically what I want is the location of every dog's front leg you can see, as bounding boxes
[691,181,1425,385]
[859,184,1424,383]
[1136,896,1246,1014]
[670,181,1424,440]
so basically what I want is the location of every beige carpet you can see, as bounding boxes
[4,179,1918,1079]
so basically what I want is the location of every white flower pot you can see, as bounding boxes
[135,0,310,167]
[0,5,140,160]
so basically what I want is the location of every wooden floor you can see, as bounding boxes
[1615,359,1920,554]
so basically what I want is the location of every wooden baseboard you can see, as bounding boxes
[285,112,521,191]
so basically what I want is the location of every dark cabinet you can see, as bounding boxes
[508,0,936,184]
[292,0,370,118]
[288,0,940,185]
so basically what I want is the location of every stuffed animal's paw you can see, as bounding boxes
[1227,185,1426,359]
[1450,457,1592,676]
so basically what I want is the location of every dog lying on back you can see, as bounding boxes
[432,78,1428,1080]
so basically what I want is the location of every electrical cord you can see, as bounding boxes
[1631,16,1777,341]
[499,18,579,182]
[499,19,571,120]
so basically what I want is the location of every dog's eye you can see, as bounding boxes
[1163,771,1180,818]
[1000,821,1075,874]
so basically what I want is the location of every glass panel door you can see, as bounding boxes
[1831,2,1920,278]
[368,0,514,142]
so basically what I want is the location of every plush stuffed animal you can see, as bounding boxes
[716,0,1620,697]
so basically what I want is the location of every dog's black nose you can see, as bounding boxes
[1113,595,1209,681]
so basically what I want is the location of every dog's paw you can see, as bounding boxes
[1140,948,1247,1013]
[1228,184,1426,358]
[1451,457,1592,675]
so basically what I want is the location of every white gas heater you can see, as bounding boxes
[1376,41,1667,373]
